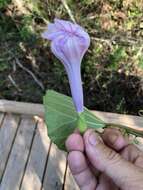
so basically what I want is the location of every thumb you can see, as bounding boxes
[84,129,143,189]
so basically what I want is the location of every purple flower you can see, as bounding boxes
[42,19,90,113]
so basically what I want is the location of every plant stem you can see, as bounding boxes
[105,123,143,137]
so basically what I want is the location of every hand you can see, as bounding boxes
[66,128,143,190]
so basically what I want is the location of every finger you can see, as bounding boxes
[66,133,84,152]
[66,133,100,180]
[68,151,97,190]
[102,128,128,151]
[97,174,118,190]
[121,144,143,168]
[84,129,143,190]
[86,157,100,177]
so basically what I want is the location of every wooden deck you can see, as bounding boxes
[0,100,143,190]
[0,113,79,190]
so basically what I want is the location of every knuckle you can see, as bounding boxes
[122,144,134,156]
[105,148,121,164]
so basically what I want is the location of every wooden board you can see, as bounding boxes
[93,111,143,130]
[0,113,4,127]
[42,143,67,190]
[64,166,79,190]
[0,100,44,116]
[0,116,37,190]
[0,100,143,131]
[20,119,51,190]
[0,101,143,190]
[0,114,20,181]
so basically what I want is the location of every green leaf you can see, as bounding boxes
[43,90,105,151]
[138,56,143,69]
[109,47,127,70]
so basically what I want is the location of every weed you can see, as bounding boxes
[108,46,127,70]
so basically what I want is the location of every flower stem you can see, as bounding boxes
[77,112,87,134]
[105,123,143,137]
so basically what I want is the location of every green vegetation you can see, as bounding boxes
[0,0,11,8]
[0,0,143,115]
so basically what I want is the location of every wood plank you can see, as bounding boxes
[0,100,143,131]
[0,114,20,180]
[64,166,79,190]
[0,113,4,127]
[0,100,43,116]
[93,111,143,130]
[0,116,37,190]
[20,119,50,190]
[42,143,67,190]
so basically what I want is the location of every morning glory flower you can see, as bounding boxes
[42,18,90,113]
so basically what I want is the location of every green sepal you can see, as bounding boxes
[77,112,87,134]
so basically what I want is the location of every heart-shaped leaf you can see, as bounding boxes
[43,90,105,151]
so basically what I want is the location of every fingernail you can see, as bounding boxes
[88,132,101,146]
[110,134,118,144]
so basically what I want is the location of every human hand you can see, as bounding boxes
[66,128,143,190]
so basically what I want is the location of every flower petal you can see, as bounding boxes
[42,23,64,40]
[54,18,76,32]
[42,19,90,113]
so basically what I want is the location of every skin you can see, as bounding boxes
[66,128,143,190]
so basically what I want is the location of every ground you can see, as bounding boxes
[0,0,143,115]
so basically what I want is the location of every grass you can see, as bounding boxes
[0,0,143,115]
